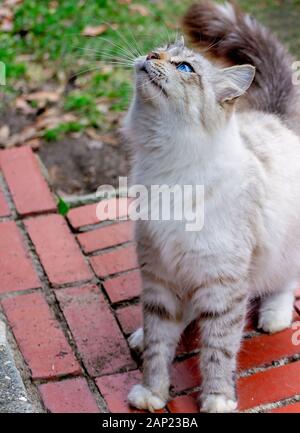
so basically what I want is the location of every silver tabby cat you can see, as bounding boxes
[122,1,300,412]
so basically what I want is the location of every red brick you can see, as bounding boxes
[0,221,40,293]
[103,270,141,303]
[167,394,199,413]
[90,244,138,278]
[96,370,143,413]
[2,292,81,380]
[171,356,199,393]
[67,197,130,229]
[116,304,142,335]
[55,285,135,376]
[238,326,300,371]
[25,214,93,286]
[0,146,56,215]
[0,187,10,217]
[177,321,200,355]
[271,402,300,413]
[238,361,300,410]
[39,377,99,413]
[77,220,134,254]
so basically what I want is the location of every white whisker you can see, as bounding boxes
[102,21,139,59]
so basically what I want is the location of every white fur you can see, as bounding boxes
[128,384,166,412]
[216,3,237,23]
[128,327,144,352]
[125,81,300,306]
[258,286,296,333]
[123,43,300,412]
[201,395,237,413]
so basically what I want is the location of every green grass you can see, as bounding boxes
[1,0,300,135]
[0,0,190,132]
[43,121,84,141]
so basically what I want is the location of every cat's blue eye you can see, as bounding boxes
[176,63,193,73]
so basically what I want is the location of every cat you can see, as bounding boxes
[122,1,300,413]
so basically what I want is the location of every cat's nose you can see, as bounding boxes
[146,52,160,61]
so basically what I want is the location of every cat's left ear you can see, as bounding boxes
[175,35,185,49]
[214,65,255,103]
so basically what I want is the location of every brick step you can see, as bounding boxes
[2,292,81,380]
[25,214,93,286]
[56,284,135,377]
[0,221,40,294]
[39,377,100,413]
[0,146,56,216]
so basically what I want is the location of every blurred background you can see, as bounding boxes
[0,0,299,199]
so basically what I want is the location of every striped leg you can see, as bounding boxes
[197,284,248,413]
[128,280,184,412]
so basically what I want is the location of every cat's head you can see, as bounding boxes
[133,36,255,129]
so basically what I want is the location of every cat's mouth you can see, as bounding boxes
[138,64,168,97]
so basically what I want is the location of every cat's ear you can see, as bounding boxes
[214,65,255,103]
[175,35,185,48]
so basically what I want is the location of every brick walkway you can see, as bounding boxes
[1,146,300,413]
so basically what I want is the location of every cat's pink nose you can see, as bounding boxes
[147,52,160,61]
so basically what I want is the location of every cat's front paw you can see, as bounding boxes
[200,394,237,413]
[258,308,292,334]
[128,328,144,353]
[128,384,166,412]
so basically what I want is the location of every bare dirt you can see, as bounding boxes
[39,134,130,196]
[0,107,130,196]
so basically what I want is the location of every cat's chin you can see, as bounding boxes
[137,78,168,101]
[134,67,166,99]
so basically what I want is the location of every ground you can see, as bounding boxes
[1,0,300,195]
[1,145,300,413]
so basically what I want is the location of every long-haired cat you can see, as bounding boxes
[123,1,300,412]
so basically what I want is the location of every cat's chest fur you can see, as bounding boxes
[133,147,255,291]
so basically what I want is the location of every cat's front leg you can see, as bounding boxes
[197,283,248,413]
[128,279,184,412]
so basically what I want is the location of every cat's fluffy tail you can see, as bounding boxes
[183,1,299,127]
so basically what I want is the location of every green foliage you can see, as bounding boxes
[57,196,70,216]
[64,94,93,111]
[43,121,84,141]
[1,0,300,136]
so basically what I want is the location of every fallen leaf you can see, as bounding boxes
[16,54,34,62]
[129,4,150,16]
[26,91,61,103]
[48,165,59,183]
[86,128,119,146]
[0,7,12,18]
[35,112,77,130]
[0,17,13,32]
[5,126,38,148]
[100,134,119,146]
[0,125,10,146]
[25,138,41,150]
[82,24,108,37]
[15,97,36,114]
[87,140,103,150]
[25,62,55,85]
[4,0,23,6]
[96,103,109,114]
[49,1,58,12]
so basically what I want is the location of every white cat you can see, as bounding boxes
[123,1,300,413]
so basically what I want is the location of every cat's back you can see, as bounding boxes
[236,110,300,295]
[237,110,300,175]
